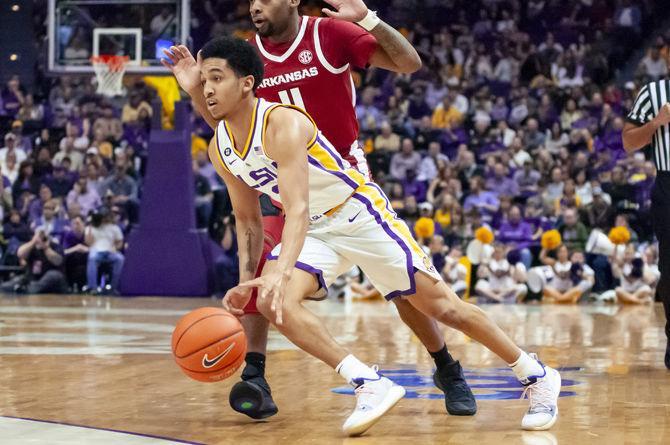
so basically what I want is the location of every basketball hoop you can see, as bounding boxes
[90,55,130,97]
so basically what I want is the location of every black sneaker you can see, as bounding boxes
[229,376,278,420]
[433,360,477,416]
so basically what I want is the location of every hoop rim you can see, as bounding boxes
[90,55,130,72]
[90,54,130,64]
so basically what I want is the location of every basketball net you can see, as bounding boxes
[90,55,130,97]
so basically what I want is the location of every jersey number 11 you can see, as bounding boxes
[278,88,306,110]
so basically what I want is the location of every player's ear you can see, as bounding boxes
[241,74,255,94]
[289,0,300,9]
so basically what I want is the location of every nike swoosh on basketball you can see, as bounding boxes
[202,343,236,368]
[348,211,362,223]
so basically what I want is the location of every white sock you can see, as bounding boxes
[336,354,379,385]
[509,351,545,384]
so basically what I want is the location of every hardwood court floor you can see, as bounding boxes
[0,295,668,445]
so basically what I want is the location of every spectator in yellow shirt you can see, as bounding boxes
[431,96,463,129]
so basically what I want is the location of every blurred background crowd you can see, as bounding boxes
[0,0,667,303]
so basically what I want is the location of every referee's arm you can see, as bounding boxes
[623,85,670,152]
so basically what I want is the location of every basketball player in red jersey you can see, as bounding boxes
[236,0,477,420]
[166,0,475,420]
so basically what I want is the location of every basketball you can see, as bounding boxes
[171,307,247,383]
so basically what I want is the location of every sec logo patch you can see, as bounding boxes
[224,147,232,156]
[298,49,313,65]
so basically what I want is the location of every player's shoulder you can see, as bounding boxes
[264,102,315,141]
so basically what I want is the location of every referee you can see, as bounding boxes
[623,80,670,369]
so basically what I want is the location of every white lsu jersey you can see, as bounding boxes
[213,98,366,222]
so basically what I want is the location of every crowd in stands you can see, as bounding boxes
[0,0,666,303]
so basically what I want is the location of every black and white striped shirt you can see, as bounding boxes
[627,80,670,171]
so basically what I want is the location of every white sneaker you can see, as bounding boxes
[342,367,406,437]
[521,355,561,431]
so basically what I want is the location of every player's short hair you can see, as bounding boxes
[200,36,264,91]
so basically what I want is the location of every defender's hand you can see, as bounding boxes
[321,0,369,23]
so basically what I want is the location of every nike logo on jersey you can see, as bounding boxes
[202,343,235,368]
[258,67,319,89]
[348,211,362,223]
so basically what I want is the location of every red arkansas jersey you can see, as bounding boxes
[249,15,377,177]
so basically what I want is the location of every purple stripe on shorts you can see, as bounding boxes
[266,254,327,290]
[351,191,416,300]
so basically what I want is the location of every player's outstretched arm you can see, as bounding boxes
[322,0,422,73]
[246,107,312,325]
[162,45,219,130]
[208,138,264,315]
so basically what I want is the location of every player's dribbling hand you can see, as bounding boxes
[236,272,288,326]
[160,45,202,95]
[654,103,670,127]
[221,285,252,317]
[321,0,369,23]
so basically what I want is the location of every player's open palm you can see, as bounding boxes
[161,45,201,94]
[321,0,369,22]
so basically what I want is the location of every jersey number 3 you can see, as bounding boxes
[278,88,306,110]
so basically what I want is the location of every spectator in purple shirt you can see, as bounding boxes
[486,162,519,198]
[498,205,534,268]
[1,76,24,118]
[31,198,69,244]
[463,176,499,224]
[62,215,89,291]
[402,169,427,204]
[513,159,542,197]
[45,165,74,198]
[28,184,54,224]
[67,175,102,217]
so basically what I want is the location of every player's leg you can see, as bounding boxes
[405,273,561,430]
[261,237,405,436]
[393,298,477,415]
[341,185,559,430]
[228,215,284,419]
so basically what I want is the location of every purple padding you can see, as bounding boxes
[120,103,218,296]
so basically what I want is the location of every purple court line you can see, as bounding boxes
[0,415,206,445]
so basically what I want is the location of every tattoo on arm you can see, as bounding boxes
[370,21,419,69]
[245,228,257,275]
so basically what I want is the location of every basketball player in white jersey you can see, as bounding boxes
[163,36,562,436]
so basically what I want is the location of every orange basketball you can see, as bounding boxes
[171,307,247,383]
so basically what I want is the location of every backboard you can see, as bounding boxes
[48,0,190,74]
